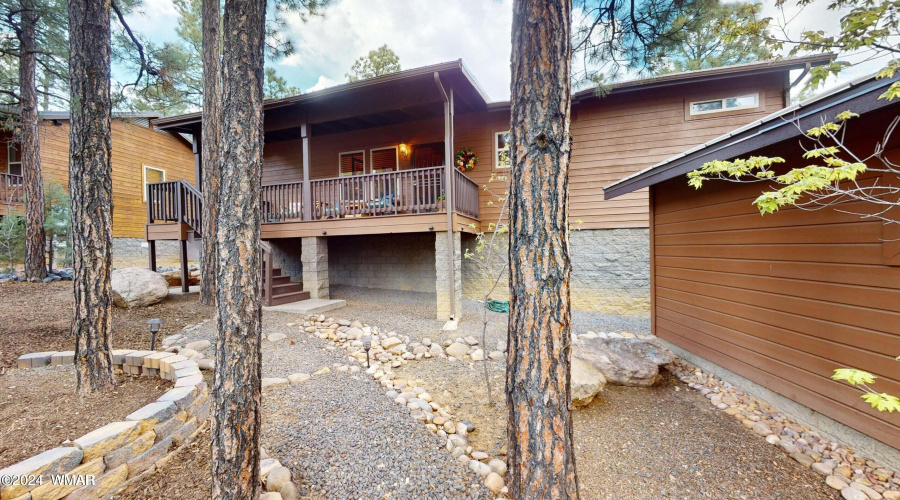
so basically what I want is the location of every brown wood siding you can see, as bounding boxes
[259,73,789,234]
[651,139,900,450]
[572,73,787,230]
[262,139,303,185]
[36,120,195,239]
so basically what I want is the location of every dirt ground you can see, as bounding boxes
[109,427,213,500]
[396,361,839,500]
[0,367,168,468]
[0,281,214,370]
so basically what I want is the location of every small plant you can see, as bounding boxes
[0,213,25,273]
[43,181,71,270]
[464,172,583,405]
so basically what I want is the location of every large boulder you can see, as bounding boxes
[112,268,169,308]
[160,270,199,287]
[573,337,675,387]
[571,357,606,406]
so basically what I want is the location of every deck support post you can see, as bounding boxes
[301,121,312,221]
[148,240,157,272]
[434,72,457,320]
[301,236,329,299]
[435,231,462,321]
[180,239,189,293]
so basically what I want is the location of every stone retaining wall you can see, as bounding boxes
[3,350,210,500]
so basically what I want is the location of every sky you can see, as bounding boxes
[122,0,886,105]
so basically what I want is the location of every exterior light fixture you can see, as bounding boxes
[362,336,373,368]
[147,318,163,351]
[399,143,410,158]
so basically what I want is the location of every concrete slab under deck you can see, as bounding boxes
[263,298,347,315]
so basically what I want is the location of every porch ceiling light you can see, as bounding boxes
[399,143,409,158]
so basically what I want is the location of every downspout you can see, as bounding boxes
[434,72,457,320]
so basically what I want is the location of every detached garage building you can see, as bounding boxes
[604,74,900,468]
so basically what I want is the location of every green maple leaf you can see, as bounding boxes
[861,393,900,413]
[832,368,876,385]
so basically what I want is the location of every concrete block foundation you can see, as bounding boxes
[301,237,329,299]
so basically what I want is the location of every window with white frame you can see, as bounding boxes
[143,165,165,202]
[494,131,511,169]
[7,142,22,176]
[689,94,759,115]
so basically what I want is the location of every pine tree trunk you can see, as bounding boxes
[506,0,578,498]
[68,0,115,394]
[20,0,46,280]
[211,0,266,497]
[198,0,220,306]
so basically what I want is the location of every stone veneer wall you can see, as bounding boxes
[113,237,184,268]
[461,228,651,316]
[329,233,437,293]
[2,350,210,500]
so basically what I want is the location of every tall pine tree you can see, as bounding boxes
[507,0,578,497]
[211,0,266,495]
[69,0,115,394]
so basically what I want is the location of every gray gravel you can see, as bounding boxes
[176,310,493,499]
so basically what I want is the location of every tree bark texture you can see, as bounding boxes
[506,0,578,498]
[68,0,115,394]
[211,0,266,497]
[199,0,220,306]
[20,0,46,280]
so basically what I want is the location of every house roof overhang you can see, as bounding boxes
[478,54,834,112]
[152,60,492,136]
[603,71,900,200]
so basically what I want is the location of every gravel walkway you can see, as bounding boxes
[324,285,836,499]
[168,286,835,499]
[178,310,492,499]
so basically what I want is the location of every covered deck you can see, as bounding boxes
[148,61,492,319]
[0,172,23,217]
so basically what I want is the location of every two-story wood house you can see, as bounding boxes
[150,55,831,319]
[0,112,196,267]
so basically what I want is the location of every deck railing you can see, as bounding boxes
[146,180,203,233]
[310,166,448,219]
[267,166,480,221]
[452,169,479,219]
[0,173,23,204]
[146,167,479,228]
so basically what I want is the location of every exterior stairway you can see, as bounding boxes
[260,241,310,306]
[262,267,310,306]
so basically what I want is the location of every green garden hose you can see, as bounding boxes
[486,299,510,313]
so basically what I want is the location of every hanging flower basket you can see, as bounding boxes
[455,148,477,172]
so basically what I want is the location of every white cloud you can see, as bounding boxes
[306,75,339,93]
[123,0,180,43]
[274,0,513,101]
